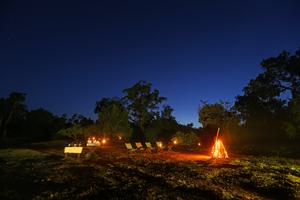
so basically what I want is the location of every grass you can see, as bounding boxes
[0,143,300,199]
[0,148,46,160]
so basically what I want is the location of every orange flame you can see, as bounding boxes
[211,139,228,159]
[210,128,228,159]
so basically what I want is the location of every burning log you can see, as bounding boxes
[211,128,229,159]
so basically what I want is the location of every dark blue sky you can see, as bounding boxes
[1,0,300,126]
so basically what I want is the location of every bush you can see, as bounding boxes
[57,125,86,142]
[172,131,199,146]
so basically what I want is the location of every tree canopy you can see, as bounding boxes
[95,97,131,138]
[235,48,300,141]
[261,48,300,99]
[198,101,239,129]
[0,92,27,139]
[123,80,166,131]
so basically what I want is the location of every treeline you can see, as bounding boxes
[236,48,300,152]
[1,48,300,154]
[0,81,195,144]
[198,48,300,154]
[0,93,93,141]
[81,80,192,143]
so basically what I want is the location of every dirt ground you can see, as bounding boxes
[0,141,300,200]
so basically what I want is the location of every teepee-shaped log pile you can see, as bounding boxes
[211,128,229,159]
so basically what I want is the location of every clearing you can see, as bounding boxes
[0,141,300,200]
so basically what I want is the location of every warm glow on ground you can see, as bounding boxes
[154,152,211,161]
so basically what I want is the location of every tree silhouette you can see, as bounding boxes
[235,48,300,140]
[95,97,131,138]
[123,80,166,131]
[0,92,27,139]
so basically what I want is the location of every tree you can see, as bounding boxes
[24,108,55,140]
[172,131,198,146]
[95,97,131,138]
[95,97,124,114]
[0,92,27,139]
[259,48,300,139]
[83,124,102,137]
[69,114,93,127]
[52,114,70,133]
[235,48,300,140]
[234,72,286,143]
[123,81,166,131]
[261,48,300,99]
[281,98,300,139]
[161,105,175,120]
[143,104,177,142]
[198,101,238,129]
[57,124,86,142]
[23,108,70,140]
[145,117,178,142]
[186,123,194,128]
[198,101,240,146]
[235,72,285,121]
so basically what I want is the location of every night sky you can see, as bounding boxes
[1,0,300,127]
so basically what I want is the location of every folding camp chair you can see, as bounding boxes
[145,142,155,153]
[125,143,136,153]
[135,142,144,151]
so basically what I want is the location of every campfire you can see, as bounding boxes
[211,128,228,159]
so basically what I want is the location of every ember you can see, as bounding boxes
[211,128,228,159]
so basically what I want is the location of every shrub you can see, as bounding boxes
[172,131,199,146]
